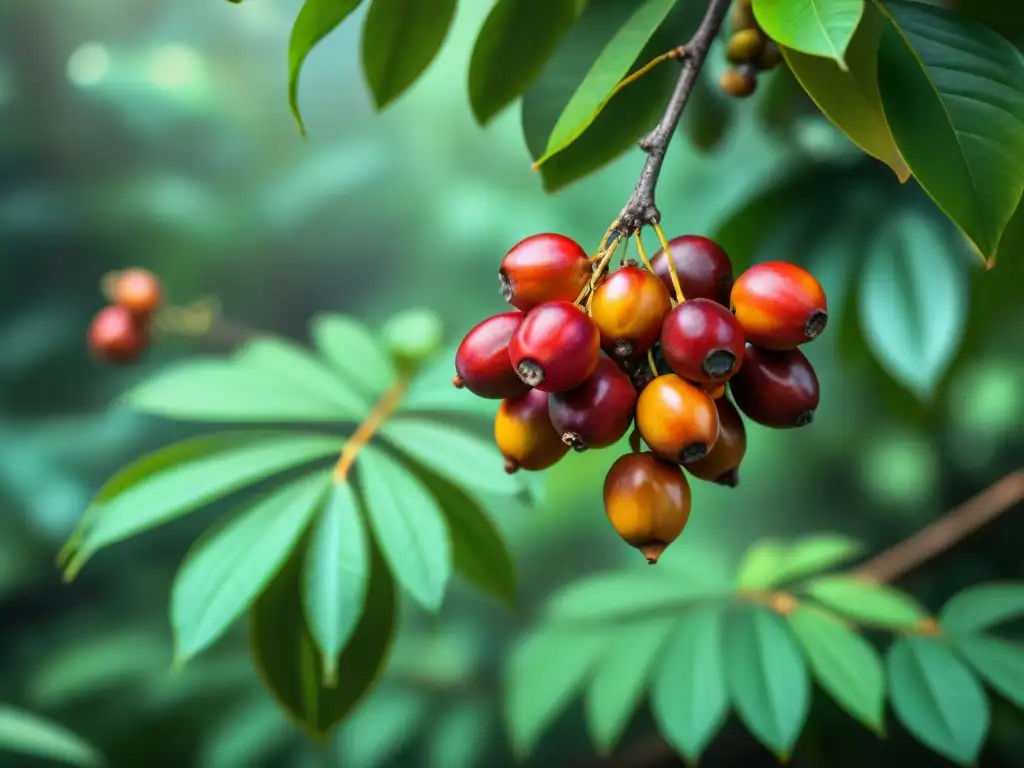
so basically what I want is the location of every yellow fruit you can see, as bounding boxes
[727,29,764,63]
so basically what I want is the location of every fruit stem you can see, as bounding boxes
[151,297,223,339]
[646,348,658,377]
[575,233,623,307]
[651,222,685,303]
[333,379,408,482]
[607,47,685,108]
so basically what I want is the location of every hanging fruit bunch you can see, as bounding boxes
[719,0,783,99]
[87,268,163,363]
[454,223,827,564]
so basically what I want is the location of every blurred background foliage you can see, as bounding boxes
[1,0,1023,765]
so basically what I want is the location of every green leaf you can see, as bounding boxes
[877,0,1024,262]
[773,535,865,585]
[679,60,733,153]
[311,314,397,399]
[786,604,885,734]
[250,532,396,742]
[735,539,789,590]
[233,338,370,418]
[650,604,730,762]
[398,343,497,417]
[360,0,458,110]
[954,635,1024,709]
[426,701,491,768]
[121,358,352,422]
[199,699,292,768]
[858,212,969,401]
[380,307,444,372]
[378,417,520,495]
[357,446,452,611]
[302,482,370,685]
[65,433,340,575]
[585,619,675,755]
[802,576,927,629]
[940,582,1024,634]
[505,628,608,759]
[725,607,810,758]
[752,0,864,67]
[0,705,104,767]
[887,636,989,764]
[171,471,330,662]
[468,0,581,125]
[334,684,429,768]
[781,2,910,180]
[535,0,680,164]
[287,0,366,135]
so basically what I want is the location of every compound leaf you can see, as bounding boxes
[802,575,927,629]
[940,581,1024,634]
[953,635,1024,710]
[311,314,397,400]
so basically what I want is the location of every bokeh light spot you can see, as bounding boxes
[66,43,110,88]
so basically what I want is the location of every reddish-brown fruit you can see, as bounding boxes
[729,344,820,428]
[660,299,746,384]
[685,397,747,487]
[604,452,692,564]
[498,233,591,311]
[453,312,530,399]
[636,374,720,465]
[112,268,163,316]
[756,40,783,70]
[731,261,828,349]
[650,235,734,306]
[549,356,637,451]
[88,305,148,363]
[590,264,672,360]
[720,65,757,98]
[509,301,600,393]
[494,389,570,472]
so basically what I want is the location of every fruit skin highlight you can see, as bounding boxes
[731,261,828,349]
[549,356,637,451]
[508,301,600,393]
[660,298,746,384]
[494,389,570,473]
[636,374,721,465]
[498,233,591,312]
[112,268,163,316]
[729,343,820,428]
[590,264,672,361]
[650,235,734,306]
[685,397,747,487]
[88,305,148,363]
[453,312,530,399]
[604,451,693,564]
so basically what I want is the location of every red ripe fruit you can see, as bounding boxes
[88,305,148,363]
[685,397,747,487]
[730,261,828,349]
[453,312,530,399]
[549,356,637,451]
[729,344,820,428]
[660,298,746,383]
[589,263,672,360]
[508,301,600,393]
[650,235,734,306]
[113,268,162,316]
[494,390,569,472]
[636,374,720,464]
[498,233,591,312]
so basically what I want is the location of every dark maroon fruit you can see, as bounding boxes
[660,298,746,384]
[650,235,734,306]
[549,356,638,451]
[728,344,820,428]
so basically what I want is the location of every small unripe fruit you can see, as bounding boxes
[729,344,820,428]
[636,374,720,464]
[720,66,757,98]
[727,29,764,63]
[453,312,530,399]
[604,452,692,564]
[498,233,591,312]
[660,298,746,383]
[685,397,747,487]
[549,356,637,451]
[650,235,734,306]
[590,263,672,360]
[731,0,757,31]
[731,261,828,349]
[756,40,783,70]
[494,389,570,472]
[113,268,163,315]
[509,301,600,393]
[88,305,148,363]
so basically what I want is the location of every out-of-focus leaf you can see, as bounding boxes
[773,535,865,586]
[680,61,732,153]
[752,0,864,66]
[426,701,492,768]
[940,582,1024,634]
[199,699,292,768]
[735,539,789,590]
[398,343,497,418]
[334,684,430,768]
[380,307,444,372]
[311,315,397,399]
[954,635,1024,709]
[802,576,927,629]
[171,471,330,662]
[0,705,104,767]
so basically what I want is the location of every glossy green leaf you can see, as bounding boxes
[786,604,885,734]
[887,636,989,764]
[781,3,910,180]
[287,0,366,134]
[233,338,369,418]
[468,0,581,125]
[773,535,865,585]
[0,705,104,767]
[505,628,608,759]
[954,635,1024,709]
[360,0,458,110]
[735,539,789,589]
[64,433,340,575]
[877,0,1024,262]
[752,0,864,67]
[858,212,969,401]
[725,607,811,758]
[171,471,330,661]
[650,604,730,762]
[426,701,491,768]
[803,576,927,629]
[302,482,370,685]
[940,582,1024,634]
[536,0,681,164]
[311,314,397,399]
[379,418,519,495]
[357,446,452,611]
[585,619,675,754]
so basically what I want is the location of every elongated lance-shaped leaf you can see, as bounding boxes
[752,0,864,68]
[954,635,1024,710]
[426,700,492,768]
[735,539,789,590]
[940,581,1024,634]
[311,314,397,400]
[0,705,104,767]
[801,575,927,629]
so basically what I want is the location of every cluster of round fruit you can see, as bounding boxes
[719,0,781,98]
[88,268,163,363]
[454,230,827,563]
